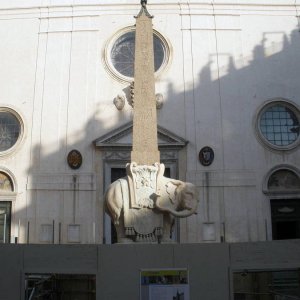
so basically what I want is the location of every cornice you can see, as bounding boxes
[0,1,298,16]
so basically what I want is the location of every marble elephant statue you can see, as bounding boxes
[104,173,199,243]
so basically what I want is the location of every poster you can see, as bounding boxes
[140,269,189,300]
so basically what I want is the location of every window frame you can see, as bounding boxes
[263,165,300,197]
[0,106,24,157]
[0,168,17,244]
[255,99,300,151]
[0,201,12,243]
[103,26,171,83]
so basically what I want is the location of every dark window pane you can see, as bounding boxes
[0,201,11,243]
[274,221,298,240]
[111,168,127,183]
[234,270,300,299]
[25,274,96,300]
[111,31,165,78]
[260,104,299,146]
[164,167,171,178]
[0,112,21,151]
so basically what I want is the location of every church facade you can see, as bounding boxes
[1,0,300,247]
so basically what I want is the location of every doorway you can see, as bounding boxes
[0,201,11,243]
[271,199,300,240]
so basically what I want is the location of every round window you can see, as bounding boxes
[104,27,170,82]
[257,101,300,150]
[0,109,23,154]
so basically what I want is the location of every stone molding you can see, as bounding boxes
[188,170,257,187]
[102,150,178,163]
[0,2,298,21]
[94,121,188,150]
[103,151,130,161]
[27,172,95,191]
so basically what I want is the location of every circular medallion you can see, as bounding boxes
[199,147,214,166]
[67,150,82,170]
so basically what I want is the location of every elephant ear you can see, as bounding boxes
[155,180,199,218]
[165,181,180,204]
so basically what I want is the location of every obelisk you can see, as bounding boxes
[131,0,160,165]
[104,1,199,243]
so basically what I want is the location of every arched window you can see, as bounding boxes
[268,169,300,192]
[0,171,13,191]
[0,171,14,243]
[264,166,300,240]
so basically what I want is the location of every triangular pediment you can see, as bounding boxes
[94,121,188,150]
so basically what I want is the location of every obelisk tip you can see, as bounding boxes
[136,0,153,18]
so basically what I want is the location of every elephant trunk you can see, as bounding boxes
[154,192,198,218]
[168,207,197,218]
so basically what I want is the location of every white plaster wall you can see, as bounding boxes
[0,0,299,243]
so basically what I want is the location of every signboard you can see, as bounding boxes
[140,269,189,300]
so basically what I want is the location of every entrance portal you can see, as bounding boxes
[271,199,300,240]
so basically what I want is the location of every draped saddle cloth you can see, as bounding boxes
[122,162,164,240]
